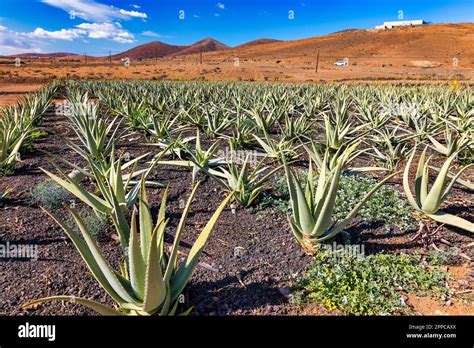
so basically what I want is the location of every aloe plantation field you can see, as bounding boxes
[0,80,472,316]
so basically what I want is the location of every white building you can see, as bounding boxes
[375,20,426,30]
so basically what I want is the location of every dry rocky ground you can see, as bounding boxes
[0,88,472,316]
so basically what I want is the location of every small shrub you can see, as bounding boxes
[68,208,110,240]
[292,251,449,315]
[21,129,49,152]
[333,174,415,230]
[31,180,71,209]
[31,129,49,140]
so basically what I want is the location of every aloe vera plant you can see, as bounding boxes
[427,124,471,157]
[226,116,256,149]
[403,145,474,233]
[304,140,380,174]
[208,154,280,207]
[369,127,415,172]
[280,114,313,141]
[0,84,56,175]
[158,131,228,182]
[23,181,232,315]
[0,116,30,174]
[66,101,122,160]
[139,113,184,141]
[253,130,299,163]
[41,149,164,247]
[201,104,233,139]
[283,154,397,254]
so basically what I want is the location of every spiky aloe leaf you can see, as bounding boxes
[23,296,122,315]
[41,208,128,305]
[403,148,421,211]
[170,193,232,302]
[164,183,201,283]
[40,167,111,214]
[310,162,342,237]
[68,207,138,305]
[129,209,145,300]
[439,164,474,203]
[142,219,167,313]
[414,147,427,207]
[282,157,315,233]
[139,179,153,261]
[422,151,458,213]
[427,211,474,233]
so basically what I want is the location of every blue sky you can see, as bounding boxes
[0,0,472,55]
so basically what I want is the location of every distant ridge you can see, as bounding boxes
[7,52,77,58]
[235,38,283,48]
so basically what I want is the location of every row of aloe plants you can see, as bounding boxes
[0,83,58,175]
[19,80,473,315]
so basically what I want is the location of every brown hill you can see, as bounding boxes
[200,23,474,66]
[235,38,283,48]
[171,38,229,56]
[110,41,185,60]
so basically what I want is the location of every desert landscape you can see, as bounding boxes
[0,3,473,344]
[1,23,473,86]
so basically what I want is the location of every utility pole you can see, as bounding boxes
[200,44,203,65]
[84,52,88,64]
[109,50,112,65]
[315,50,320,73]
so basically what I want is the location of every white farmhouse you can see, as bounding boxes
[375,20,426,30]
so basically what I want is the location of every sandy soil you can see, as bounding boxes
[0,59,471,84]
[408,264,473,315]
[0,83,45,107]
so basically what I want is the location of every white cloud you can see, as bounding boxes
[131,4,140,9]
[193,15,200,18]
[0,26,42,55]
[40,0,147,22]
[29,27,83,41]
[216,2,225,10]
[26,22,134,43]
[0,21,135,55]
[119,9,147,19]
[76,22,135,43]
[214,13,220,17]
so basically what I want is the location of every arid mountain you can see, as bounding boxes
[110,41,185,60]
[170,38,230,56]
[104,38,229,60]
